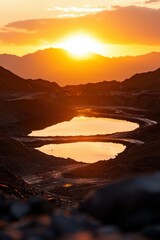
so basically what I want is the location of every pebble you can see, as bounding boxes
[142,224,160,240]
[10,202,30,219]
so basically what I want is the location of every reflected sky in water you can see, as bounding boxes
[37,142,126,163]
[30,117,138,137]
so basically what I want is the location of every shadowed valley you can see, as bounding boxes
[0,66,160,201]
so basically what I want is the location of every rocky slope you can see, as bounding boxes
[0,66,74,132]
[121,68,160,91]
[0,66,76,180]
[0,167,37,198]
[0,132,76,176]
[63,68,160,109]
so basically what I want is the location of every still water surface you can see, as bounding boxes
[31,117,138,163]
[30,117,138,137]
[36,142,126,163]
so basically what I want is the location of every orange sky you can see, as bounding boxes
[0,1,160,57]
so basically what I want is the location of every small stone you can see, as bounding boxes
[142,224,160,240]
[0,220,7,229]
[10,202,30,219]
[5,229,22,240]
[23,234,44,240]
[37,215,52,226]
[53,212,98,235]
[61,232,93,240]
[97,225,120,235]
[0,231,12,240]
[29,198,52,215]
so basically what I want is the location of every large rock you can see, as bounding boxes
[80,172,160,231]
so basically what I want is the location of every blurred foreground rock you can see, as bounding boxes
[2,172,160,239]
[80,172,160,238]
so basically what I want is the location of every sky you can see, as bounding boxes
[0,0,160,57]
[0,0,160,25]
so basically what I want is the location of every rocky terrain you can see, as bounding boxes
[0,167,37,199]
[1,172,160,239]
[0,131,77,176]
[0,66,160,238]
[0,66,77,200]
[0,66,160,190]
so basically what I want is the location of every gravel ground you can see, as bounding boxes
[2,172,160,239]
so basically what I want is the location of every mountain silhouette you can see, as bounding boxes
[0,49,160,86]
[121,68,160,91]
[0,65,60,95]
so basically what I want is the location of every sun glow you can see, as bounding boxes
[54,34,104,57]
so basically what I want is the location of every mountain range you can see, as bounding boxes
[0,49,160,86]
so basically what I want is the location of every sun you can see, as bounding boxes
[54,34,104,57]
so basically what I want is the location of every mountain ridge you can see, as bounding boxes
[0,48,160,86]
[0,65,160,95]
[0,65,60,95]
